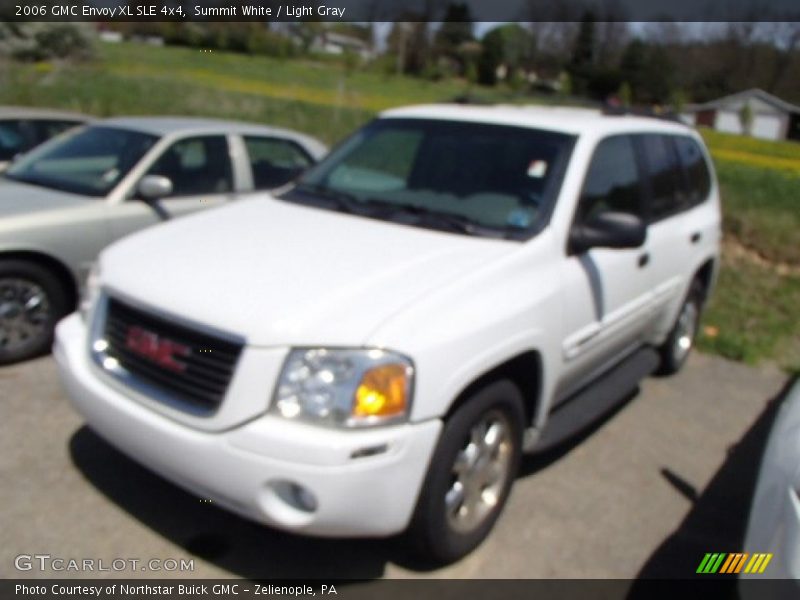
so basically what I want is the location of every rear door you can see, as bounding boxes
[636,134,692,322]
[642,134,718,336]
[559,134,654,390]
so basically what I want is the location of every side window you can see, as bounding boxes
[641,134,687,220]
[674,136,711,205]
[244,136,313,190]
[0,120,27,161]
[577,135,643,223]
[147,136,233,197]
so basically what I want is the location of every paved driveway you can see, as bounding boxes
[0,352,788,579]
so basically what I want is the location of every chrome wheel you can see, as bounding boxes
[0,278,52,352]
[445,409,513,533]
[671,299,698,365]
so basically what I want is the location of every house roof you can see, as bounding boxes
[689,88,800,115]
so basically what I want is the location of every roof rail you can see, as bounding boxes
[602,103,683,123]
[447,94,492,105]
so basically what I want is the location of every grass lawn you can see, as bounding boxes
[698,250,800,373]
[1,41,798,371]
[0,42,558,144]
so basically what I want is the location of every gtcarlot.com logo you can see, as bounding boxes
[14,554,195,573]
[696,552,773,574]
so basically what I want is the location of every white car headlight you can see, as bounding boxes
[273,348,414,428]
[79,262,101,321]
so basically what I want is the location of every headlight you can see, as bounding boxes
[79,262,101,321]
[273,348,414,428]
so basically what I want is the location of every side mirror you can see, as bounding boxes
[137,175,173,201]
[569,211,646,254]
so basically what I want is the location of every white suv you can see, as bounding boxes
[55,105,720,563]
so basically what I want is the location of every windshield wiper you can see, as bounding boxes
[292,183,366,215]
[290,184,509,238]
[363,199,507,238]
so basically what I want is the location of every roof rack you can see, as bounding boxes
[602,103,683,123]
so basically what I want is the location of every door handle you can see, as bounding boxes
[638,252,650,268]
[690,232,702,244]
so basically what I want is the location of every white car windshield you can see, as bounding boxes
[5,126,158,196]
[287,118,576,239]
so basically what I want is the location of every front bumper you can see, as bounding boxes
[54,313,442,537]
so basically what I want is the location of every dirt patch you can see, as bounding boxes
[723,236,800,277]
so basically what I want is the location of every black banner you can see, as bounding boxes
[4,579,800,600]
[1,0,799,23]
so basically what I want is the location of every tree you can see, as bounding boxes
[739,102,754,136]
[0,23,94,62]
[433,3,474,75]
[387,21,432,76]
[620,38,675,104]
[477,24,535,86]
[567,14,597,95]
[618,82,632,107]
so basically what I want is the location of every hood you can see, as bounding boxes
[0,178,90,218]
[100,196,514,347]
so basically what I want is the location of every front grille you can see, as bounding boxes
[101,297,242,413]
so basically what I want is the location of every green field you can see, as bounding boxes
[2,41,798,371]
[0,42,551,144]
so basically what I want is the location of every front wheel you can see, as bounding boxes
[0,260,69,365]
[656,280,705,376]
[406,380,524,564]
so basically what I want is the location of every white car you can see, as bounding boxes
[55,104,721,562]
[741,379,800,585]
[0,117,326,364]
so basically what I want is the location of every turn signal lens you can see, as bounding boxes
[354,364,409,418]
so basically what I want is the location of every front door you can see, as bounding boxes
[559,134,654,394]
[109,135,236,242]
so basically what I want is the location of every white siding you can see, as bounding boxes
[751,115,783,140]
[715,111,742,134]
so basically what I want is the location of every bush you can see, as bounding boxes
[0,23,94,62]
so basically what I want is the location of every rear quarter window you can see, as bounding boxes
[674,136,712,205]
[640,134,687,221]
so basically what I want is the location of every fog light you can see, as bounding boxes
[292,484,317,512]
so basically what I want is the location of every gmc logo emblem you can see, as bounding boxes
[125,326,190,373]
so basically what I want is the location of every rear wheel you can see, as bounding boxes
[406,380,524,564]
[0,260,69,365]
[656,280,704,376]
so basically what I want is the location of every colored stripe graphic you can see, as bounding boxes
[758,554,773,573]
[709,553,726,573]
[697,554,713,573]
[697,552,772,574]
[734,553,749,574]
[720,554,736,573]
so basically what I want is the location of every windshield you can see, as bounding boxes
[284,118,575,239]
[5,126,158,196]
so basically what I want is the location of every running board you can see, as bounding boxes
[535,347,660,452]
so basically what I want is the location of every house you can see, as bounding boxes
[311,31,374,61]
[681,88,800,142]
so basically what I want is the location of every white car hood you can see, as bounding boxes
[100,196,514,347]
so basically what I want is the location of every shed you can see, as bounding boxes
[681,89,800,142]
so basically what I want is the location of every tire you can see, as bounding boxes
[0,260,69,365]
[406,380,525,564]
[656,279,705,376]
